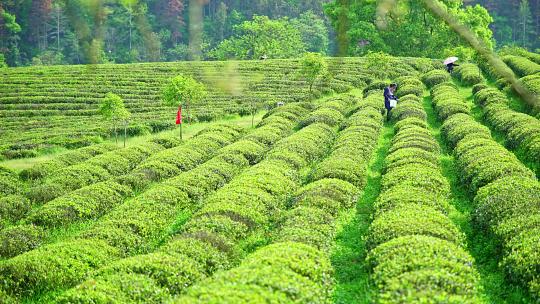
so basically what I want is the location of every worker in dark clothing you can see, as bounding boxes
[384,83,398,121]
[446,62,459,73]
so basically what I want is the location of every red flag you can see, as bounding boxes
[176,105,182,125]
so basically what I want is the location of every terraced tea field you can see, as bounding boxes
[0,56,539,303]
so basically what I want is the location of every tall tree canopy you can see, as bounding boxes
[325,0,494,58]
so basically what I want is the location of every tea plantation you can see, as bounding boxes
[0,56,539,303]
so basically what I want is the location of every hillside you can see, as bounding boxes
[0,58,375,159]
[0,55,539,303]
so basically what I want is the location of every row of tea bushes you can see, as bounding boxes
[172,93,385,303]
[19,143,119,181]
[472,84,540,176]
[0,122,251,299]
[502,55,540,77]
[367,80,485,303]
[433,85,540,299]
[0,58,364,157]
[55,117,338,302]
[454,63,485,86]
[0,125,245,259]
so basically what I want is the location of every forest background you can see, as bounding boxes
[0,0,538,67]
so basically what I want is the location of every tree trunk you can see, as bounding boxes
[124,122,127,147]
[57,8,60,51]
[114,124,118,145]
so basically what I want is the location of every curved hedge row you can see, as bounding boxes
[454,63,485,86]
[472,86,540,176]
[19,144,118,181]
[367,83,484,303]
[27,142,170,203]
[55,121,337,303]
[433,83,540,299]
[171,93,384,303]
[502,55,540,77]
[430,82,471,120]
[0,122,250,298]
[422,69,451,88]
[0,102,315,299]
[299,96,353,128]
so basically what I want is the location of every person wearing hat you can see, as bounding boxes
[384,83,398,121]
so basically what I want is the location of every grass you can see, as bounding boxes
[0,112,266,172]
[422,89,533,303]
[331,120,394,304]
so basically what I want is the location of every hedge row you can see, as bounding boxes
[390,93,427,124]
[26,140,171,202]
[435,86,540,298]
[298,96,353,127]
[473,86,540,176]
[55,122,337,303]
[454,63,485,86]
[172,95,385,303]
[502,55,540,77]
[0,123,247,298]
[18,143,119,181]
[366,85,484,303]
[0,102,313,299]
[430,82,471,120]
[312,94,383,189]
[422,69,451,88]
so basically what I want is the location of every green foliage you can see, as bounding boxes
[325,0,495,58]
[0,54,7,68]
[0,224,43,258]
[291,11,330,54]
[209,15,305,60]
[367,236,484,303]
[454,63,485,85]
[0,195,31,226]
[422,69,451,88]
[502,55,540,77]
[300,52,328,92]
[161,75,207,108]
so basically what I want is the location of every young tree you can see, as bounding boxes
[300,52,328,94]
[99,93,131,146]
[162,75,207,138]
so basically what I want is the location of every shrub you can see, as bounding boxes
[396,84,423,98]
[384,147,439,172]
[373,185,450,217]
[299,108,344,127]
[219,140,266,165]
[474,88,507,106]
[381,165,450,198]
[0,224,44,258]
[27,181,132,227]
[367,235,482,303]
[175,242,333,304]
[422,70,450,87]
[57,271,171,303]
[274,207,335,250]
[474,176,540,229]
[367,205,464,249]
[311,158,367,189]
[0,175,20,196]
[0,195,31,226]
[502,55,540,77]
[454,63,485,85]
[441,113,492,148]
